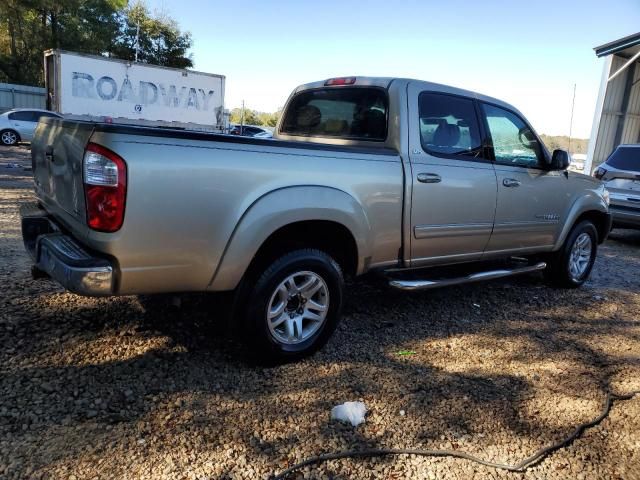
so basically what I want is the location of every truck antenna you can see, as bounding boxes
[568,83,576,155]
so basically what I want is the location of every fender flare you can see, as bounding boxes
[208,185,372,291]
[553,192,609,250]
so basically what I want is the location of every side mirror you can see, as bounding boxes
[550,149,570,170]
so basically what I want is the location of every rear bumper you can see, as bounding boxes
[610,204,640,229]
[20,203,115,296]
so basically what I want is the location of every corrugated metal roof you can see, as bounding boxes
[594,32,640,57]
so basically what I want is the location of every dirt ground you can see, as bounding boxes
[1,145,639,480]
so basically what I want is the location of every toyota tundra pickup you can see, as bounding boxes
[21,77,612,361]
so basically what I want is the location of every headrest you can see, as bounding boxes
[295,105,322,129]
[433,123,461,148]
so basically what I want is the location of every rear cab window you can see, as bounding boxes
[608,147,640,172]
[280,87,388,141]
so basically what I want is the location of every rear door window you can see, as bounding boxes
[280,87,388,141]
[8,111,37,121]
[607,147,640,172]
[418,92,484,159]
[37,112,60,120]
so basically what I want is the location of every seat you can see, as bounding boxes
[432,123,461,151]
[351,108,386,139]
[323,119,349,135]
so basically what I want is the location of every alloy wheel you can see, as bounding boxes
[266,270,329,345]
[569,232,592,281]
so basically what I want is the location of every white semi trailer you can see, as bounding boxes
[44,49,226,131]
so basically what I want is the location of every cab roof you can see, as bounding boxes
[292,76,524,119]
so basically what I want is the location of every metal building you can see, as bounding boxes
[0,82,46,112]
[585,32,640,174]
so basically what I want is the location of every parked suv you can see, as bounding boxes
[0,109,62,146]
[594,144,640,229]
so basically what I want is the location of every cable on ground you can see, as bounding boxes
[272,389,640,479]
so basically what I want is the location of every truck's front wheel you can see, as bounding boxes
[544,220,598,288]
[239,249,344,363]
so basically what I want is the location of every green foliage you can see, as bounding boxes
[0,0,192,86]
[539,134,589,155]
[230,107,258,126]
[109,1,193,69]
[230,106,282,127]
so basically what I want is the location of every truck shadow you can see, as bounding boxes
[607,228,640,247]
[2,266,640,477]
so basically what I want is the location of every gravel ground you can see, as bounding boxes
[1,145,639,480]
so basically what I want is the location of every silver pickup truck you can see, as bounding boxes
[22,76,611,361]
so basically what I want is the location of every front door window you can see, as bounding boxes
[482,103,543,169]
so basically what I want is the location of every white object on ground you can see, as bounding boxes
[331,401,367,426]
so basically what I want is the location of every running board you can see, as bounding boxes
[388,262,547,291]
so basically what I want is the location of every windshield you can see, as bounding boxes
[280,87,388,141]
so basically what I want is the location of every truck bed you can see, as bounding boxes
[29,118,404,295]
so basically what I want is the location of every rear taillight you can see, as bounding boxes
[83,143,127,232]
[593,167,607,180]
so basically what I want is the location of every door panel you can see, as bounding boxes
[408,84,497,265]
[9,111,37,141]
[15,121,36,141]
[488,165,568,252]
[480,102,568,253]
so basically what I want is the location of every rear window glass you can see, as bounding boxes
[607,147,640,172]
[280,87,388,141]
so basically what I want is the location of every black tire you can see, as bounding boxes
[0,129,20,146]
[544,220,598,288]
[237,248,344,363]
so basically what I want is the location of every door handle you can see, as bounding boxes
[45,146,54,162]
[503,178,521,187]
[417,173,441,184]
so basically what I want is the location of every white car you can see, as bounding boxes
[0,109,62,146]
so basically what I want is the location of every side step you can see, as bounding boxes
[388,262,547,291]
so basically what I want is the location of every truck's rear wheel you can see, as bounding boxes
[239,249,344,363]
[544,220,598,288]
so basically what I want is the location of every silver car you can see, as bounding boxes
[594,144,640,229]
[0,108,62,146]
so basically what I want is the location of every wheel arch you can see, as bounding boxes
[208,185,371,291]
[554,196,610,250]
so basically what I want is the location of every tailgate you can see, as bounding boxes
[606,177,640,208]
[32,118,94,229]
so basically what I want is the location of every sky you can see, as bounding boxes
[146,0,640,138]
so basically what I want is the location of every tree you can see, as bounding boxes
[109,1,193,68]
[0,0,125,84]
[230,107,282,127]
[230,107,259,126]
[0,0,192,86]
[258,109,281,127]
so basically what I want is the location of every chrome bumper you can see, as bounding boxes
[21,204,115,296]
